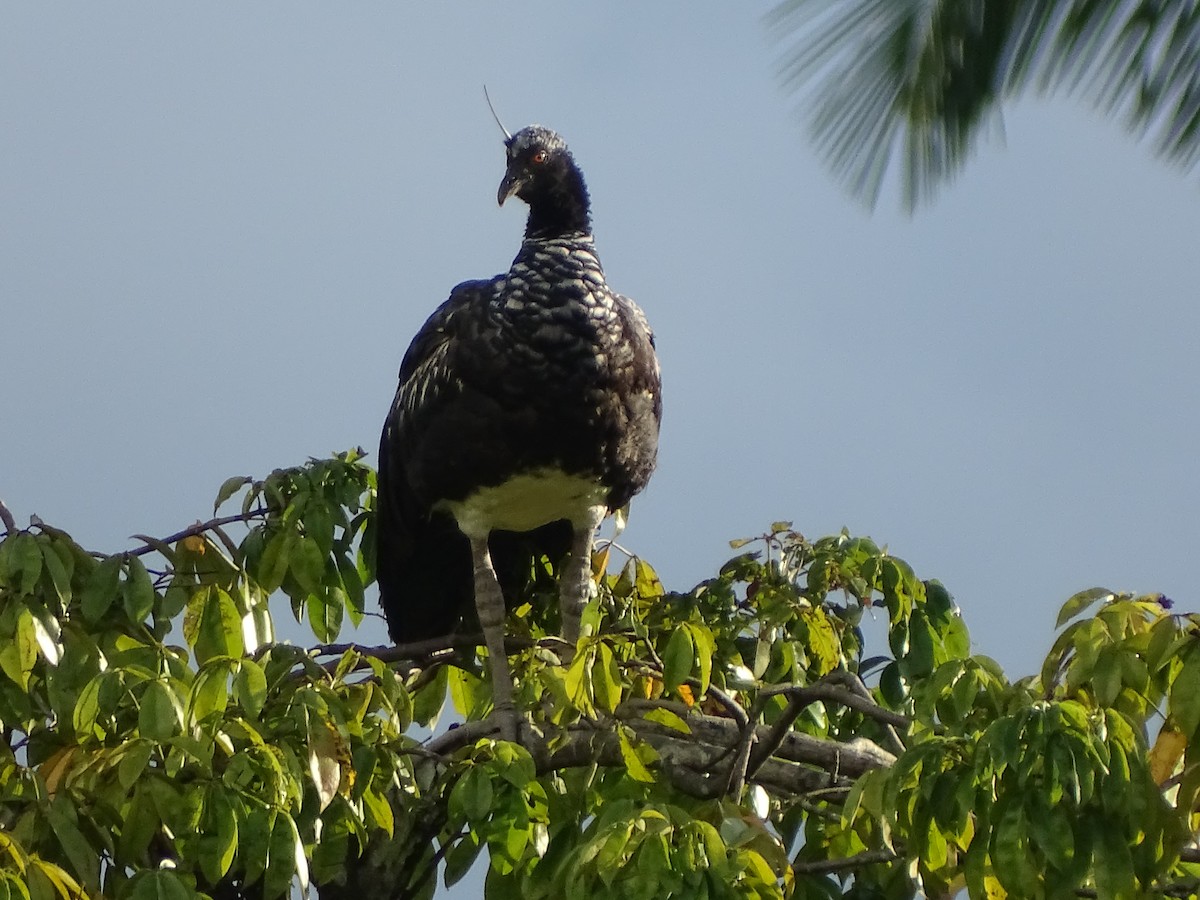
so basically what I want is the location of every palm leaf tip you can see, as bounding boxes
[771,0,1200,209]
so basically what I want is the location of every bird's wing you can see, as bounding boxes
[376,279,496,642]
[613,291,656,352]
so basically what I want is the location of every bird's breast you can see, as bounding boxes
[437,468,609,538]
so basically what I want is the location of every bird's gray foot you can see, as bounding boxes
[471,535,522,742]
[559,509,606,662]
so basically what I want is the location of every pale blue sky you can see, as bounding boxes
[3,3,1199,892]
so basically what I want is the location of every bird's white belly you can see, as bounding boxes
[439,469,608,539]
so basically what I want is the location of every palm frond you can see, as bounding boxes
[770,0,1200,209]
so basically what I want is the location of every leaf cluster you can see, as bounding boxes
[1,461,1198,899]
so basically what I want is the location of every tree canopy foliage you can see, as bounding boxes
[771,0,1200,208]
[0,452,1198,899]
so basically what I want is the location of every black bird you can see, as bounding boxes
[377,124,661,739]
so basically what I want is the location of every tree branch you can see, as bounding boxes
[416,701,895,802]
[823,670,908,755]
[314,633,536,665]
[702,682,754,798]
[793,846,900,874]
[0,498,15,536]
[126,508,270,557]
[747,675,907,779]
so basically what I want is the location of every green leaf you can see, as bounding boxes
[190,663,231,725]
[904,608,937,678]
[306,588,343,643]
[73,673,111,738]
[1169,643,1200,737]
[634,559,664,598]
[118,740,155,790]
[451,768,494,823]
[139,679,183,741]
[686,623,715,696]
[44,796,99,890]
[233,659,268,719]
[564,646,595,716]
[213,475,251,514]
[303,501,335,558]
[289,535,326,595]
[80,556,122,623]
[1092,646,1123,707]
[799,607,840,676]
[335,552,366,620]
[39,540,73,607]
[118,785,160,863]
[362,787,395,838]
[412,664,448,728]
[448,665,485,719]
[123,555,157,623]
[618,727,655,783]
[239,807,275,889]
[642,707,690,734]
[989,800,1035,897]
[662,626,694,692]
[1056,587,1112,628]
[1093,819,1136,900]
[264,813,306,900]
[188,587,244,664]
[199,788,239,884]
[593,642,622,714]
[0,606,37,689]
[256,530,291,595]
[13,533,42,596]
[127,870,193,900]
[1024,794,1074,874]
[444,831,483,887]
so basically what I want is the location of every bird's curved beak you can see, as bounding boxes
[497,169,524,206]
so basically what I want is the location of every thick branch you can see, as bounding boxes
[0,498,15,536]
[417,702,894,801]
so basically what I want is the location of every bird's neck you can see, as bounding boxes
[512,232,602,275]
[524,168,592,240]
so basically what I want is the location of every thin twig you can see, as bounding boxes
[763,679,910,730]
[312,634,536,666]
[126,508,270,557]
[825,670,908,755]
[793,846,899,874]
[210,524,241,558]
[706,682,754,798]
[792,794,842,822]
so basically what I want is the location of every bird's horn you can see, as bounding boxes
[483,85,512,141]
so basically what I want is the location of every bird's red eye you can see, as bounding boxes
[532,150,547,164]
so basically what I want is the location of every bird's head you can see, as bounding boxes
[498,126,591,238]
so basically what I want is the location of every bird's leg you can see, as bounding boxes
[469,534,519,743]
[559,506,606,662]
